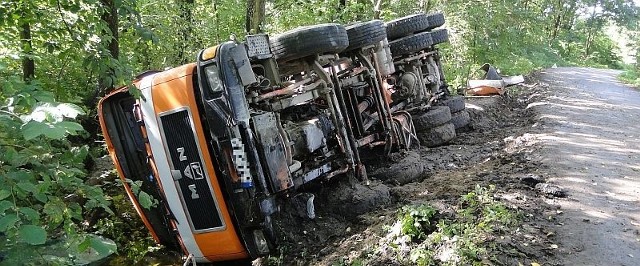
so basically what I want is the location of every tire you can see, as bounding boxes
[389,32,433,57]
[344,20,387,51]
[429,29,449,45]
[385,13,429,40]
[438,96,465,113]
[425,12,445,30]
[417,122,456,147]
[270,23,349,63]
[412,106,451,131]
[450,110,470,129]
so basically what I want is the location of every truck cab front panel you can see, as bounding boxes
[140,65,248,262]
[100,64,249,263]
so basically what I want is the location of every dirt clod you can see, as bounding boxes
[520,173,545,186]
[535,183,567,198]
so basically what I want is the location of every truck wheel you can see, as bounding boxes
[270,23,349,63]
[430,29,449,45]
[426,12,445,30]
[385,13,430,40]
[389,32,433,57]
[450,110,470,129]
[412,106,451,131]
[417,122,456,147]
[344,20,387,51]
[438,95,465,113]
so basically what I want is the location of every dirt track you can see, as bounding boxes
[533,67,640,265]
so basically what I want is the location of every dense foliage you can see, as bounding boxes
[0,0,638,263]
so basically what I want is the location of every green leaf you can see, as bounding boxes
[0,214,19,232]
[0,190,10,201]
[18,224,47,245]
[31,91,55,102]
[69,146,90,164]
[0,200,13,214]
[90,236,117,256]
[56,103,85,118]
[34,192,48,203]
[21,121,69,140]
[77,236,92,252]
[17,182,36,193]
[21,121,52,140]
[57,121,84,135]
[6,170,34,182]
[137,191,153,209]
[19,207,40,222]
[43,199,65,226]
[4,148,30,166]
[67,202,83,220]
[127,85,145,100]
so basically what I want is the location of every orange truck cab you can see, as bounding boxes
[98,34,357,263]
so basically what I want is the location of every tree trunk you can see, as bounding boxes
[337,0,346,21]
[246,0,266,34]
[551,13,562,40]
[101,0,119,62]
[374,0,383,19]
[213,0,220,43]
[86,0,119,108]
[419,0,432,12]
[179,0,195,64]
[562,1,577,31]
[82,0,120,140]
[549,0,562,41]
[584,1,599,57]
[585,28,595,57]
[20,21,35,82]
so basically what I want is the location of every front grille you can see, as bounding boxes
[160,108,224,232]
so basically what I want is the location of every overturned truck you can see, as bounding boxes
[98,12,468,263]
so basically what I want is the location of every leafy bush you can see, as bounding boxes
[0,76,113,262]
[619,65,640,87]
